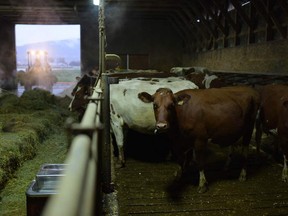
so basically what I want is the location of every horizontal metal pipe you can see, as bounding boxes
[42,134,91,216]
[82,102,97,126]
[43,76,104,216]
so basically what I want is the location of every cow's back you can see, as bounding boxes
[174,86,260,145]
[259,84,288,134]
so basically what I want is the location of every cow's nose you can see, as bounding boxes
[156,122,167,130]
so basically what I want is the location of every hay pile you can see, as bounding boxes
[0,88,75,190]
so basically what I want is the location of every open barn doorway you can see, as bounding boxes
[15,24,80,97]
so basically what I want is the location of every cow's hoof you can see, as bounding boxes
[238,169,247,182]
[115,160,125,169]
[115,163,122,169]
[174,170,183,180]
[197,184,208,193]
[239,175,246,182]
[282,169,287,182]
[281,174,287,182]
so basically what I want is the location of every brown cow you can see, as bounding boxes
[138,86,260,193]
[255,83,288,182]
[184,72,228,89]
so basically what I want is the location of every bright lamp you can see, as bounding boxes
[93,0,99,5]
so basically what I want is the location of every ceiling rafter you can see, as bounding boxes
[187,1,218,39]
[251,0,287,38]
[108,5,196,45]
[196,0,228,36]
[181,1,210,40]
[230,0,254,28]
[212,0,240,33]
[0,0,287,52]
[278,0,288,17]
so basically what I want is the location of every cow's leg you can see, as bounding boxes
[239,119,255,182]
[255,110,263,154]
[173,152,188,180]
[173,146,195,181]
[282,155,287,182]
[239,144,249,182]
[118,146,125,168]
[224,145,234,171]
[281,139,288,182]
[237,134,250,182]
[110,120,126,168]
[198,170,208,193]
[194,139,208,193]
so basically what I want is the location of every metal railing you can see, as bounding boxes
[42,74,112,216]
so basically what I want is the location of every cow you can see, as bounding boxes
[170,67,228,89]
[255,83,288,182]
[110,78,199,167]
[184,72,228,89]
[138,86,260,193]
[68,74,97,120]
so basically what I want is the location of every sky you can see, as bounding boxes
[15,24,80,46]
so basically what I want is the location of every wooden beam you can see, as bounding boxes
[251,0,273,26]
[173,6,202,43]
[277,0,288,17]
[230,0,254,28]
[268,0,287,38]
[180,1,210,40]
[251,0,286,39]
[248,2,256,44]
[187,0,218,39]
[197,0,228,36]
[212,0,240,33]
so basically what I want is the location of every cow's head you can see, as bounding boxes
[138,88,191,133]
[69,75,96,112]
[69,84,90,112]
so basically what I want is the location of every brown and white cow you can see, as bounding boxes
[138,86,260,193]
[185,72,228,89]
[109,78,198,167]
[255,83,288,182]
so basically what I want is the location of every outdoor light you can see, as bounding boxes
[93,0,99,5]
[38,50,45,56]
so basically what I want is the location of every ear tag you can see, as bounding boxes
[177,100,184,106]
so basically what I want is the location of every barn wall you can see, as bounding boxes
[0,21,17,90]
[80,12,99,74]
[105,19,183,72]
[183,39,288,74]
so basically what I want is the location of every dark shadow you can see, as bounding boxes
[166,165,199,201]
[124,129,171,162]
[166,146,273,200]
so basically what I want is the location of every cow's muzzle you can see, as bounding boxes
[154,122,168,134]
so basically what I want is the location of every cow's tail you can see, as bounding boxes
[250,91,262,155]
[243,94,260,150]
[254,108,262,154]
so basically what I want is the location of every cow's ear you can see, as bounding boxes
[175,94,191,106]
[138,92,153,103]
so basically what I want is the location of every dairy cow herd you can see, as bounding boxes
[68,70,288,193]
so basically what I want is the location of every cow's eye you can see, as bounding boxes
[153,103,158,109]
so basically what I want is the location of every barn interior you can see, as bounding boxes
[1,0,288,215]
[0,0,288,90]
